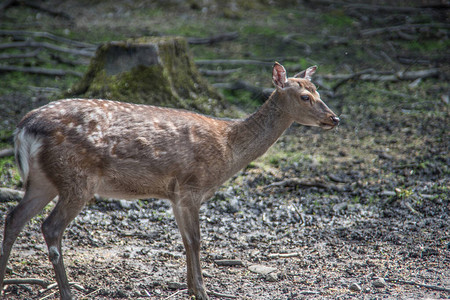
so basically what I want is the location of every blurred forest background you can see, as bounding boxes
[0,0,449,299]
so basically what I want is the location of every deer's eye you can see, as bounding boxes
[300,95,310,101]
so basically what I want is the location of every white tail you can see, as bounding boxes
[0,62,339,300]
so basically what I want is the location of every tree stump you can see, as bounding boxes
[66,36,226,115]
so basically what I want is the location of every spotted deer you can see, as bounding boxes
[0,62,339,299]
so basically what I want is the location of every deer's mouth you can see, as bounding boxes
[320,115,340,130]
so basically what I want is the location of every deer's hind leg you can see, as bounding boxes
[0,168,58,291]
[41,176,95,300]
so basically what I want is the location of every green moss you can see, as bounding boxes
[67,36,228,115]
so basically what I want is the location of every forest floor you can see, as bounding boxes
[0,1,449,299]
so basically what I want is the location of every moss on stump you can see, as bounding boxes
[67,36,226,115]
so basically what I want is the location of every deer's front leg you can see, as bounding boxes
[171,199,208,300]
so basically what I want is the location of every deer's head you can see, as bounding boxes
[272,62,339,130]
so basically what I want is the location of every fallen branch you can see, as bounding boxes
[385,278,450,293]
[0,147,14,158]
[188,32,238,45]
[207,289,238,299]
[3,278,50,288]
[0,40,95,57]
[0,188,24,202]
[199,68,240,76]
[0,49,41,60]
[0,30,95,48]
[268,252,301,259]
[0,65,83,77]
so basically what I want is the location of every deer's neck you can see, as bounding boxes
[228,91,293,172]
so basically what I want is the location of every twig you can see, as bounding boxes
[38,290,58,300]
[163,289,187,299]
[0,147,14,158]
[0,65,83,77]
[268,252,301,259]
[207,289,238,299]
[79,288,101,299]
[385,278,450,293]
[188,32,238,45]
[3,278,50,288]
[0,40,95,57]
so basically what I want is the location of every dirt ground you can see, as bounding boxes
[0,1,449,299]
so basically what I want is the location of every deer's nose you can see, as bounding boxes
[330,116,340,125]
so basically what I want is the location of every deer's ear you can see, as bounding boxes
[272,62,287,89]
[294,65,317,81]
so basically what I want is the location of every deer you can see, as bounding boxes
[0,62,339,299]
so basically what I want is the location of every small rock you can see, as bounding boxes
[372,277,386,288]
[349,283,362,292]
[248,264,278,276]
[333,202,347,212]
[265,272,278,282]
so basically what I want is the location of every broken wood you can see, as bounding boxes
[3,278,50,288]
[199,68,240,76]
[0,65,83,77]
[0,147,14,158]
[268,252,301,259]
[361,23,450,37]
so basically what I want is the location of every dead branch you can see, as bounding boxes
[385,278,450,293]
[282,34,312,55]
[0,49,41,60]
[3,278,50,288]
[199,68,240,76]
[268,252,300,259]
[0,40,95,57]
[0,65,83,77]
[0,147,14,158]
[207,289,238,299]
[0,30,95,48]
[188,32,238,45]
